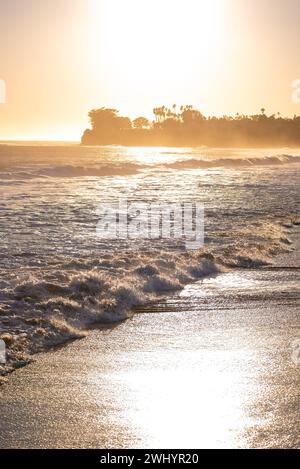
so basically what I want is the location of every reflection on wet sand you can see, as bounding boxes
[0,263,299,448]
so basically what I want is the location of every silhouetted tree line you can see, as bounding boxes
[81,105,300,146]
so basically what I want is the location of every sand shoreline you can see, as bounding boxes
[1,224,298,385]
[1,245,299,448]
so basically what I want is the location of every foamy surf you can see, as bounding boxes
[0,144,299,381]
[164,154,300,170]
[0,145,300,181]
[0,220,293,379]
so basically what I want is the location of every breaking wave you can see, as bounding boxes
[163,154,300,170]
[0,218,293,377]
[0,144,299,380]
[1,151,300,183]
[0,163,142,181]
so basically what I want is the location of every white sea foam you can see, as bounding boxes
[0,145,299,377]
[0,221,292,374]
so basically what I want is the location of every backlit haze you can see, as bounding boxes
[0,0,300,140]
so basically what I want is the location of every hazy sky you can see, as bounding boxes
[0,0,300,140]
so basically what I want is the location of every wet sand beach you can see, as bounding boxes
[0,234,299,449]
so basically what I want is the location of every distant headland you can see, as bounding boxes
[81,106,300,147]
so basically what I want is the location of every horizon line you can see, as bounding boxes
[0,138,80,143]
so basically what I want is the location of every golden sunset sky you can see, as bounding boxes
[0,0,300,140]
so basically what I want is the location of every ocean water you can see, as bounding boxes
[0,144,299,369]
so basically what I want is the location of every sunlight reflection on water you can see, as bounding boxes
[103,349,257,448]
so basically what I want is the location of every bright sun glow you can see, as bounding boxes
[1,0,300,140]
[89,0,227,117]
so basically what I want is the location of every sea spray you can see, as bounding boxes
[0,220,292,378]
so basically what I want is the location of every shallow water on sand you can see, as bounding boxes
[0,244,299,449]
